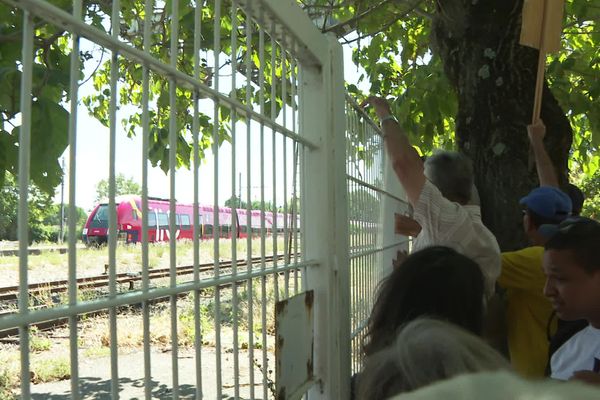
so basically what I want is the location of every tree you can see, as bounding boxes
[572,170,600,220]
[224,195,280,212]
[94,173,141,202]
[302,0,598,250]
[43,203,88,242]
[225,195,246,209]
[1,0,288,192]
[0,172,55,242]
[2,1,597,249]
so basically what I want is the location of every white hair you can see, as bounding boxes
[357,318,510,400]
[390,371,600,400]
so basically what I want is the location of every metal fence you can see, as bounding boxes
[344,96,410,374]
[1,0,406,398]
[0,0,351,398]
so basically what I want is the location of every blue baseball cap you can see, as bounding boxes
[519,186,572,221]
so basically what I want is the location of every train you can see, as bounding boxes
[82,195,297,245]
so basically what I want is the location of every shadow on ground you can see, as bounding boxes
[31,376,197,399]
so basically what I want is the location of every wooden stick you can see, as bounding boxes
[532,48,546,123]
[531,0,549,123]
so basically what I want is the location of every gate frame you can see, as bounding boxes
[300,34,351,399]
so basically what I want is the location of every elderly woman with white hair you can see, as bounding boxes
[357,318,511,399]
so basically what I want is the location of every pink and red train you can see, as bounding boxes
[82,195,296,245]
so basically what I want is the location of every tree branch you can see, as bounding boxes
[326,0,430,40]
[322,0,396,36]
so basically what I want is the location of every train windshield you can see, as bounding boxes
[90,204,109,228]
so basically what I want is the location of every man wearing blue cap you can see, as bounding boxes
[496,121,573,378]
[497,185,572,378]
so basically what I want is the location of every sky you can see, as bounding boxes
[55,38,369,212]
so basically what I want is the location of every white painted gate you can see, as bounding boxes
[0,0,406,398]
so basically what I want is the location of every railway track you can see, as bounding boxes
[0,253,298,338]
[0,254,287,302]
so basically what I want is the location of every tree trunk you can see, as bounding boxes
[430,0,573,250]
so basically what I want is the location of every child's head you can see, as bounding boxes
[542,217,600,324]
[363,246,484,356]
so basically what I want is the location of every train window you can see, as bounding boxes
[158,212,169,228]
[180,214,191,230]
[132,210,138,220]
[90,205,109,228]
[147,213,157,227]
[204,224,213,236]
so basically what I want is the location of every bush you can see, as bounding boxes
[31,358,70,384]
[0,369,17,400]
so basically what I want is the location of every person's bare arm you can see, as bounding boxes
[395,213,422,236]
[528,120,559,187]
[362,96,425,205]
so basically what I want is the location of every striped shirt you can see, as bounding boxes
[413,180,501,297]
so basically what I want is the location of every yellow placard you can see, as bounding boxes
[520,0,564,53]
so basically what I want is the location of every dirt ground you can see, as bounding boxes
[30,346,272,399]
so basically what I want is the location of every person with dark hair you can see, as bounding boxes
[565,183,584,216]
[363,246,486,357]
[541,217,600,385]
[362,96,500,297]
[357,318,510,400]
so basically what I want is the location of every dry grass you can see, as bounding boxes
[0,237,294,287]
[0,336,70,397]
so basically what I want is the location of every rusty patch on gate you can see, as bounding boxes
[275,290,315,399]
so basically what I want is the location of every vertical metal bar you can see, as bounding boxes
[350,100,356,354]
[270,25,279,303]
[229,1,240,396]
[366,120,371,334]
[213,1,223,396]
[244,4,255,395]
[281,35,290,299]
[257,13,269,399]
[17,10,33,398]
[108,2,120,396]
[192,2,204,399]
[141,1,153,399]
[291,43,299,295]
[348,107,354,363]
[298,62,307,293]
[169,0,180,397]
[68,1,83,397]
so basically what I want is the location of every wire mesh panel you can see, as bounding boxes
[0,0,346,398]
[344,96,410,374]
